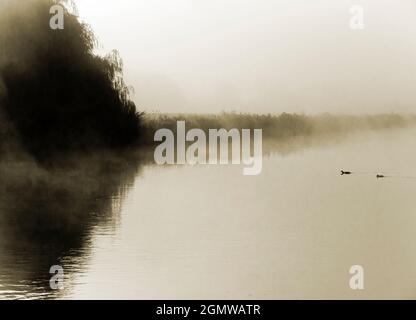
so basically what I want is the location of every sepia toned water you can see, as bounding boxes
[1,128,416,299]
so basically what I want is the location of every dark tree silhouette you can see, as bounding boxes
[0,0,142,160]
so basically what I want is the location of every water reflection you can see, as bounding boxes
[0,150,145,299]
[1,128,416,299]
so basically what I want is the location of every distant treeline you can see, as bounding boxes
[140,112,416,144]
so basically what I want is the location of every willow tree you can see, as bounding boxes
[0,0,143,160]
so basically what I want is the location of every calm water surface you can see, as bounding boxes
[1,128,416,299]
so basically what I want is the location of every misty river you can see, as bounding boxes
[1,127,416,299]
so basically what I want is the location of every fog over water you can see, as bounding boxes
[1,127,416,299]
[1,0,416,300]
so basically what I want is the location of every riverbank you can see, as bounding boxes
[140,112,416,146]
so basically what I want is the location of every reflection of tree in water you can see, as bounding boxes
[0,0,150,299]
[0,151,147,299]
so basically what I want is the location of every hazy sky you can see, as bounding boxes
[76,0,416,114]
